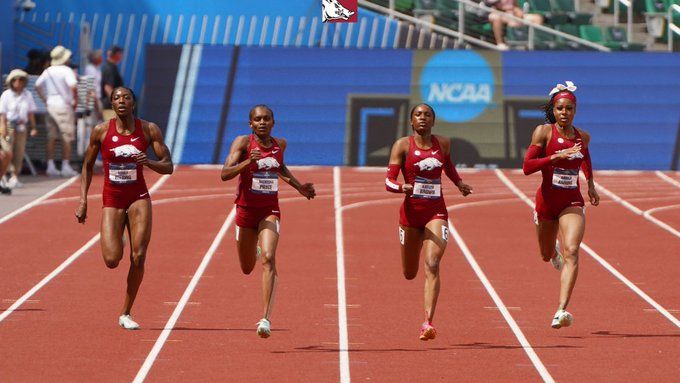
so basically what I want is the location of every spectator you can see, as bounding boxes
[0,69,38,188]
[84,50,103,112]
[35,45,79,177]
[101,45,124,121]
[486,0,543,50]
[24,48,50,76]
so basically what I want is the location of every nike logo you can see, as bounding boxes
[436,213,445,216]
[140,192,148,197]
[272,149,280,154]
[272,210,280,213]
[431,150,439,155]
[131,137,140,142]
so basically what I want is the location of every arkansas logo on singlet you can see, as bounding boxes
[415,157,443,171]
[110,144,141,158]
[251,157,281,195]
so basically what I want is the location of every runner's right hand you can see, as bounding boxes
[402,184,414,195]
[75,202,87,224]
[249,149,262,161]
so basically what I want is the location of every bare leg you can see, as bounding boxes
[121,198,152,316]
[535,218,560,262]
[422,220,448,323]
[46,138,56,161]
[62,140,72,161]
[258,216,280,320]
[489,15,504,45]
[400,225,424,280]
[557,207,585,310]
[236,225,258,275]
[100,207,127,268]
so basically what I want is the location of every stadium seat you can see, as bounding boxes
[552,0,593,24]
[528,0,570,25]
[505,26,530,47]
[605,26,646,50]
[533,28,568,49]
[555,24,590,49]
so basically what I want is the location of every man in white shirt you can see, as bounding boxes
[35,45,79,177]
[84,50,103,116]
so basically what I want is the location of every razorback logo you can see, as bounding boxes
[322,0,356,22]
[257,157,281,170]
[110,144,141,158]
[415,157,443,171]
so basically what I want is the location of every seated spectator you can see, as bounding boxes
[0,69,38,188]
[486,0,543,50]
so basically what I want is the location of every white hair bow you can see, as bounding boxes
[549,81,577,96]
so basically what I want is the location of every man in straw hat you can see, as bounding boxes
[0,68,37,188]
[35,45,79,177]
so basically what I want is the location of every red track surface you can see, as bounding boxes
[1,167,678,382]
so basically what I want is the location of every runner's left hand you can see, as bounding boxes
[134,152,148,165]
[299,183,316,200]
[588,186,599,206]
[457,182,473,196]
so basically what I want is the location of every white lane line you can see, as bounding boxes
[592,178,679,238]
[494,169,680,329]
[132,206,236,383]
[333,166,351,383]
[0,176,78,225]
[447,218,554,383]
[0,174,171,324]
[655,171,680,189]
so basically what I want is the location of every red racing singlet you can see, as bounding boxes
[540,124,585,199]
[402,135,447,206]
[101,118,149,193]
[234,134,284,208]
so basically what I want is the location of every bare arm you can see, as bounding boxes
[136,122,173,174]
[220,135,252,181]
[386,137,411,194]
[104,84,114,100]
[75,123,105,223]
[438,136,472,196]
[578,129,599,206]
[28,113,37,136]
[71,86,78,110]
[0,114,6,138]
[276,138,315,199]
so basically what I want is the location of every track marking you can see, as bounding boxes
[592,178,679,238]
[0,176,78,225]
[333,166,351,383]
[495,169,680,329]
[0,174,171,324]
[655,171,680,188]
[132,206,236,383]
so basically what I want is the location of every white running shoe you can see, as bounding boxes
[46,165,61,177]
[119,314,140,330]
[6,174,19,188]
[256,318,271,338]
[551,309,573,329]
[60,164,79,177]
[550,241,564,271]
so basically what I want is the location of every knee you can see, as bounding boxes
[424,259,440,276]
[131,250,146,267]
[105,258,120,269]
[261,251,276,271]
[403,270,417,280]
[563,244,580,259]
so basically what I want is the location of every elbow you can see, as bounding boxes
[522,166,531,176]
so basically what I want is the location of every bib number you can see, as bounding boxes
[552,168,578,189]
[109,163,137,185]
[413,176,441,199]
[252,171,278,194]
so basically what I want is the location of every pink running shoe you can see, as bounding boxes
[419,322,436,341]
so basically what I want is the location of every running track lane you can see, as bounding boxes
[138,168,342,382]
[0,167,236,382]
[339,168,547,381]
[0,170,162,310]
[503,171,680,322]
[453,171,680,381]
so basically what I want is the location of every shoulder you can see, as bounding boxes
[274,137,287,149]
[92,121,109,141]
[140,119,163,139]
[434,134,450,150]
[232,134,250,148]
[532,124,552,138]
[576,127,591,145]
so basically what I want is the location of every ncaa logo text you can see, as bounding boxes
[322,0,357,23]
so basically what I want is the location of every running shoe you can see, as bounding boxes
[419,321,436,341]
[550,309,573,329]
[256,318,271,338]
[60,164,79,177]
[119,314,140,330]
[46,165,61,177]
[550,241,564,271]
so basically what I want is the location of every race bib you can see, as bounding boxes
[552,168,578,189]
[109,163,137,184]
[413,176,441,199]
[251,171,279,194]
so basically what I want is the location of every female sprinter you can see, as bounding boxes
[522,81,599,329]
[220,105,315,338]
[75,87,173,329]
[385,103,472,340]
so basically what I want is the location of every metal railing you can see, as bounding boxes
[368,0,611,51]
[669,4,680,51]
[613,0,633,43]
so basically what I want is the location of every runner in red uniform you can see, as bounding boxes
[385,104,472,340]
[76,87,173,330]
[522,81,599,329]
[221,105,315,338]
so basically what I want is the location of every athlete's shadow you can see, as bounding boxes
[148,327,290,333]
[451,342,582,350]
[592,330,680,339]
